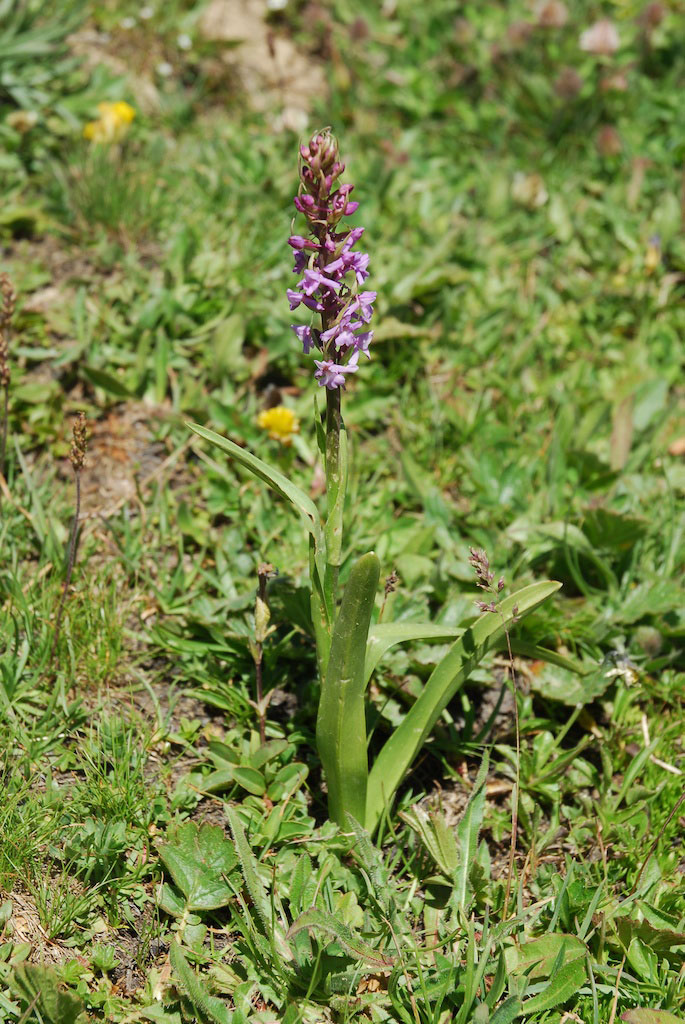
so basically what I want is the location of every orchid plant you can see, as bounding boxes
[190,130,560,835]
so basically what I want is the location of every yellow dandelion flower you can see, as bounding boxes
[83,101,136,143]
[257,406,299,444]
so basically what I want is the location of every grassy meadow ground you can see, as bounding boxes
[0,0,684,1021]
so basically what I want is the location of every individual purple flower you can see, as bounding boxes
[314,351,359,389]
[349,291,376,323]
[298,268,341,296]
[288,235,317,250]
[352,331,372,357]
[287,129,374,389]
[292,251,308,274]
[291,324,314,354]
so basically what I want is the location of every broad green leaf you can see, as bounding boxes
[622,1011,685,1024]
[157,822,237,911]
[137,1006,183,1024]
[202,765,266,796]
[286,908,394,968]
[188,423,322,546]
[232,766,266,795]
[505,933,586,976]
[266,762,308,802]
[365,581,561,832]
[317,552,380,827]
[520,957,586,1014]
[616,913,685,954]
[626,936,658,981]
[170,943,232,1024]
[250,739,290,769]
[526,662,613,706]
[157,881,186,917]
[489,996,522,1024]
[9,965,87,1024]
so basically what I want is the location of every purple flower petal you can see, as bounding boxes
[299,269,341,296]
[291,324,314,354]
[313,352,359,389]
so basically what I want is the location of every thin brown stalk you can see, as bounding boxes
[50,469,81,661]
[50,412,88,663]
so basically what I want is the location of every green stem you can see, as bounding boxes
[0,384,7,504]
[324,385,345,612]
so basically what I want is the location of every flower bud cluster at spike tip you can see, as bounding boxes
[287,129,375,389]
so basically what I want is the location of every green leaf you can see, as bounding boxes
[455,752,489,909]
[157,881,187,918]
[520,957,586,1015]
[365,581,561,832]
[188,423,323,547]
[170,943,232,1024]
[226,805,291,963]
[157,822,237,912]
[489,996,522,1024]
[365,622,462,685]
[316,552,380,827]
[266,762,308,802]
[505,933,586,977]
[137,1006,183,1024]
[232,766,266,795]
[526,662,613,706]
[626,936,658,982]
[286,908,394,968]
[400,805,459,877]
[621,1011,685,1024]
[80,365,132,398]
[9,964,87,1024]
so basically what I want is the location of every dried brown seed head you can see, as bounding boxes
[0,274,16,328]
[69,411,88,472]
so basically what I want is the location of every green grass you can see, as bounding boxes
[0,0,684,1021]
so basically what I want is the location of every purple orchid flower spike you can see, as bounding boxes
[287,129,374,388]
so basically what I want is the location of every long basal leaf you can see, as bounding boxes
[365,581,561,832]
[365,626,587,687]
[365,623,463,685]
[317,552,380,827]
[455,750,489,909]
[286,908,394,968]
[188,423,322,545]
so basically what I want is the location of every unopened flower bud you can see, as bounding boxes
[255,595,271,643]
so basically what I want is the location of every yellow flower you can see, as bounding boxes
[257,406,299,444]
[644,238,661,276]
[83,101,136,143]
